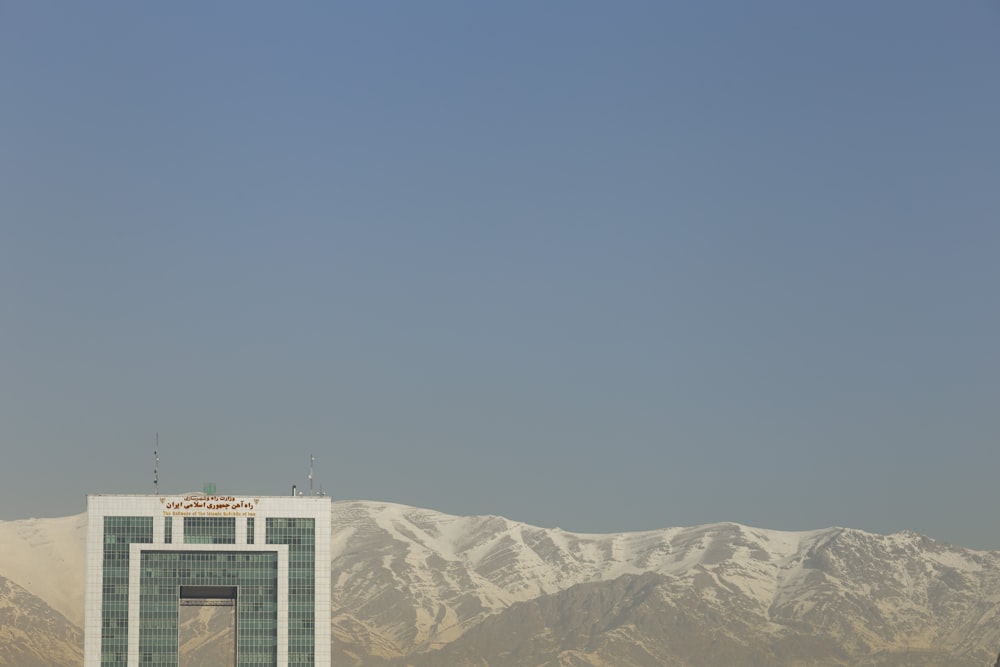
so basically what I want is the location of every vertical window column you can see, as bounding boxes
[100,516,153,666]
[267,517,315,666]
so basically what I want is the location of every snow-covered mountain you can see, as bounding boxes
[0,512,86,629]
[0,575,82,667]
[328,501,1000,665]
[3,500,1000,666]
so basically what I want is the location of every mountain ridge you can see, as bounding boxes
[2,499,1000,666]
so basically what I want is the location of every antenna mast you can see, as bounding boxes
[154,433,160,494]
[309,454,314,495]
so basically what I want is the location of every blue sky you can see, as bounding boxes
[2,2,998,548]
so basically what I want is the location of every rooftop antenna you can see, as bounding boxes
[309,454,315,495]
[154,433,160,495]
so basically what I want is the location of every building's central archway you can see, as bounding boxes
[179,586,238,667]
[139,551,279,665]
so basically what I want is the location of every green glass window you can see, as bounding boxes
[267,518,315,666]
[139,550,279,666]
[184,517,236,544]
[101,516,153,666]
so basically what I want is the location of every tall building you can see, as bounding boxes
[84,493,331,666]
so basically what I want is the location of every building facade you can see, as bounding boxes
[84,493,331,666]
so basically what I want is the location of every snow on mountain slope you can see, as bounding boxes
[327,501,1000,662]
[0,575,82,667]
[4,500,1000,665]
[0,513,86,627]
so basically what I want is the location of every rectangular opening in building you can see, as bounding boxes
[179,585,237,667]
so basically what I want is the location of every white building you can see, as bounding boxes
[84,493,331,666]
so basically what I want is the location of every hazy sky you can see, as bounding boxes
[2,2,998,548]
